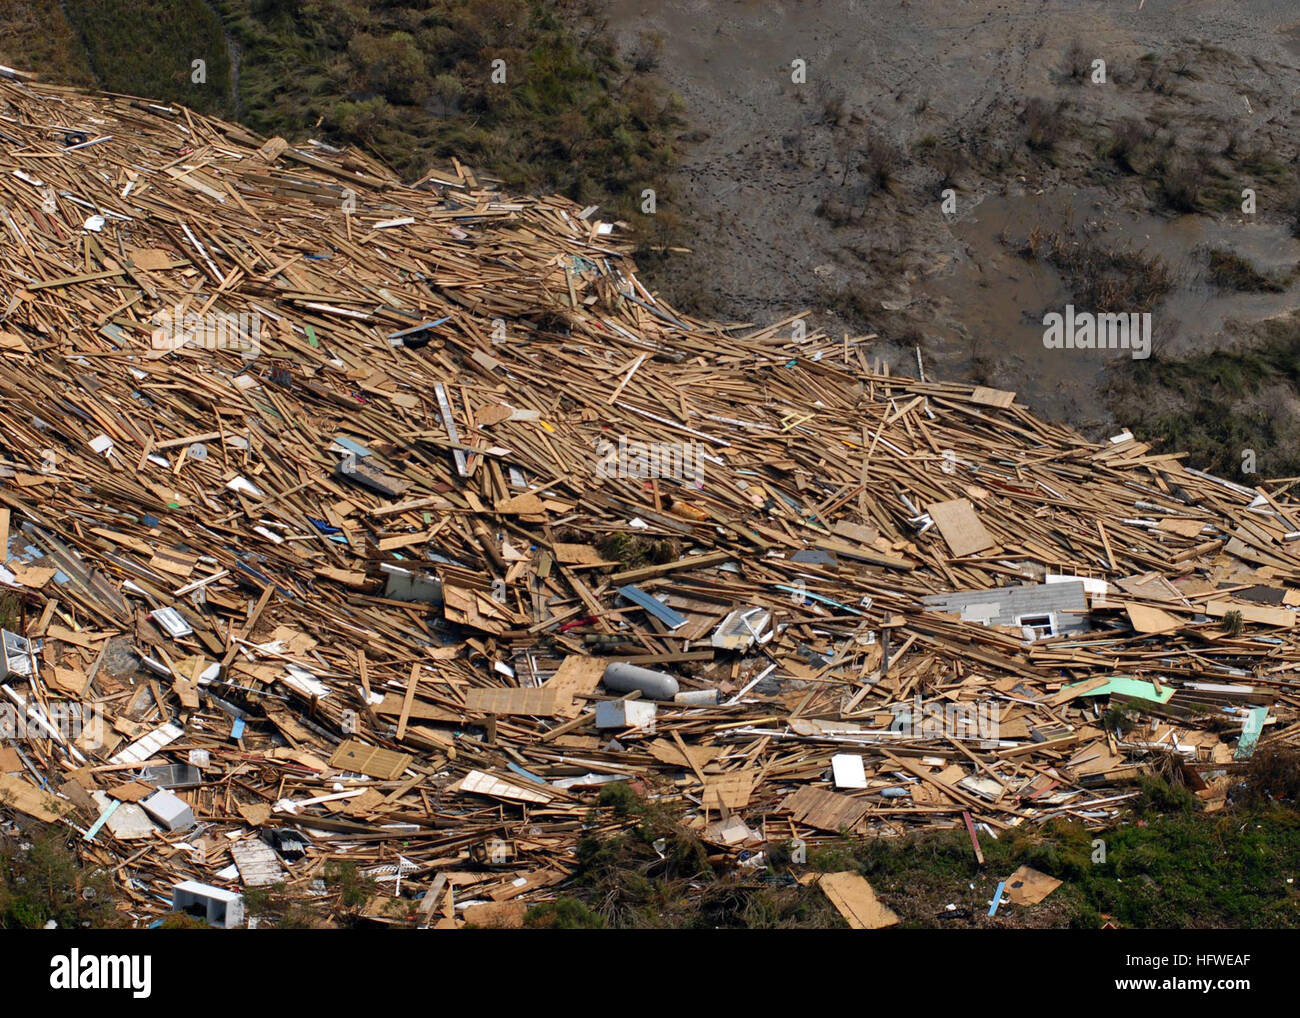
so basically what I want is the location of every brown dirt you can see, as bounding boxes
[608,0,1300,431]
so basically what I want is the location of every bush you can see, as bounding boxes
[1245,745,1300,802]
[1157,151,1205,212]
[1136,775,1198,815]
[348,31,429,104]
[0,825,118,929]
[1024,98,1064,151]
[1022,229,1172,313]
[525,897,606,928]
[1063,40,1090,81]
[1106,117,1155,174]
[325,860,374,909]
[860,131,902,191]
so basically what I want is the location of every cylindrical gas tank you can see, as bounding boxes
[602,661,680,700]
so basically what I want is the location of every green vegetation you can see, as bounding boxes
[219,0,682,209]
[0,1,96,86]
[0,591,20,631]
[800,775,1298,929]
[1105,313,1300,478]
[525,774,1300,925]
[242,880,324,928]
[1,1,680,228]
[64,0,232,112]
[324,859,375,909]
[1103,704,1138,737]
[516,774,1300,929]
[159,912,212,929]
[556,782,844,929]
[592,532,680,571]
[0,824,118,929]
[524,896,606,928]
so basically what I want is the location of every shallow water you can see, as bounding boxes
[917,186,1300,418]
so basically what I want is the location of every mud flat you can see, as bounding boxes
[609,0,1300,433]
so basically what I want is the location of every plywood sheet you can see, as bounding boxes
[330,739,412,779]
[927,498,996,557]
[647,738,721,769]
[0,773,68,821]
[1205,600,1295,628]
[702,769,756,810]
[970,386,1016,409]
[819,871,899,929]
[455,769,552,804]
[464,686,560,716]
[1125,602,1183,635]
[543,655,605,717]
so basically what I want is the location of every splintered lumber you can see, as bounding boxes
[0,71,1297,927]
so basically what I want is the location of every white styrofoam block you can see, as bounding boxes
[595,699,656,731]
[142,788,195,831]
[831,753,867,789]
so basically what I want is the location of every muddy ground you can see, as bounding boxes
[605,0,1300,434]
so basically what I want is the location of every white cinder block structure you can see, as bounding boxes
[172,881,244,928]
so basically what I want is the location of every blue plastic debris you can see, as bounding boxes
[618,584,688,630]
[989,880,1006,916]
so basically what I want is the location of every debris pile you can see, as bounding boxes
[0,75,1297,926]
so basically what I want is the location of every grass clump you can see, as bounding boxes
[1206,248,1286,293]
[1018,229,1172,313]
[1244,744,1300,803]
[1024,97,1065,152]
[524,896,606,928]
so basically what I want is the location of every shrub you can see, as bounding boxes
[1206,250,1285,293]
[1107,117,1155,173]
[1157,151,1205,212]
[1063,40,1090,81]
[1024,98,1064,151]
[0,825,118,929]
[1244,745,1300,802]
